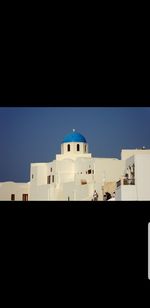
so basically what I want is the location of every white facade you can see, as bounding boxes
[0,182,30,201]
[115,152,150,201]
[0,130,150,201]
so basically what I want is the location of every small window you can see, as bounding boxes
[32,174,34,179]
[47,175,51,184]
[52,175,54,183]
[81,180,87,185]
[50,168,52,172]
[67,144,70,152]
[77,144,80,151]
[11,194,15,201]
[88,169,91,174]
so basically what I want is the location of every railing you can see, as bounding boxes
[123,178,135,185]
[116,178,135,188]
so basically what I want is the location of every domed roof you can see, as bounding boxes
[62,130,87,143]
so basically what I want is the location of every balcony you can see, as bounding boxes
[116,178,135,188]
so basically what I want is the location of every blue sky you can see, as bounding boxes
[0,107,150,182]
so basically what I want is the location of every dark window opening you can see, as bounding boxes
[67,144,70,152]
[11,194,15,201]
[32,174,34,179]
[81,180,87,185]
[52,175,54,183]
[50,168,52,172]
[88,169,91,174]
[47,175,51,184]
[22,194,28,201]
[77,144,80,151]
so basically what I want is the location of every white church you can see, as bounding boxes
[0,129,150,201]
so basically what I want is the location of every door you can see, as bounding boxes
[22,194,28,201]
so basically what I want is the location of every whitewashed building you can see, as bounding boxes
[0,130,150,201]
[115,150,150,201]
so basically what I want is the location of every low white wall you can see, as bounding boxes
[0,182,30,201]
[121,185,137,200]
[30,184,50,200]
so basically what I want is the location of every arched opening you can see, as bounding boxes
[67,144,70,152]
[77,144,80,151]
[103,192,111,201]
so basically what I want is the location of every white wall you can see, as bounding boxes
[135,154,150,200]
[74,183,94,200]
[115,154,150,200]
[0,182,30,201]
[121,149,150,160]
[62,181,94,201]
[93,158,125,200]
[61,182,75,200]
[55,159,75,183]
[30,163,48,185]
[30,185,50,201]
[116,185,137,200]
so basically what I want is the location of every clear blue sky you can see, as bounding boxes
[0,107,150,182]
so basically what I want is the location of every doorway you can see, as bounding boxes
[22,194,28,201]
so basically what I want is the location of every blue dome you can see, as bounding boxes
[63,131,87,143]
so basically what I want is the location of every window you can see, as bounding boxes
[50,168,52,172]
[22,194,28,201]
[47,175,51,184]
[32,174,34,179]
[67,144,70,152]
[88,169,91,174]
[77,144,80,151]
[11,194,15,201]
[52,175,54,183]
[81,180,87,185]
